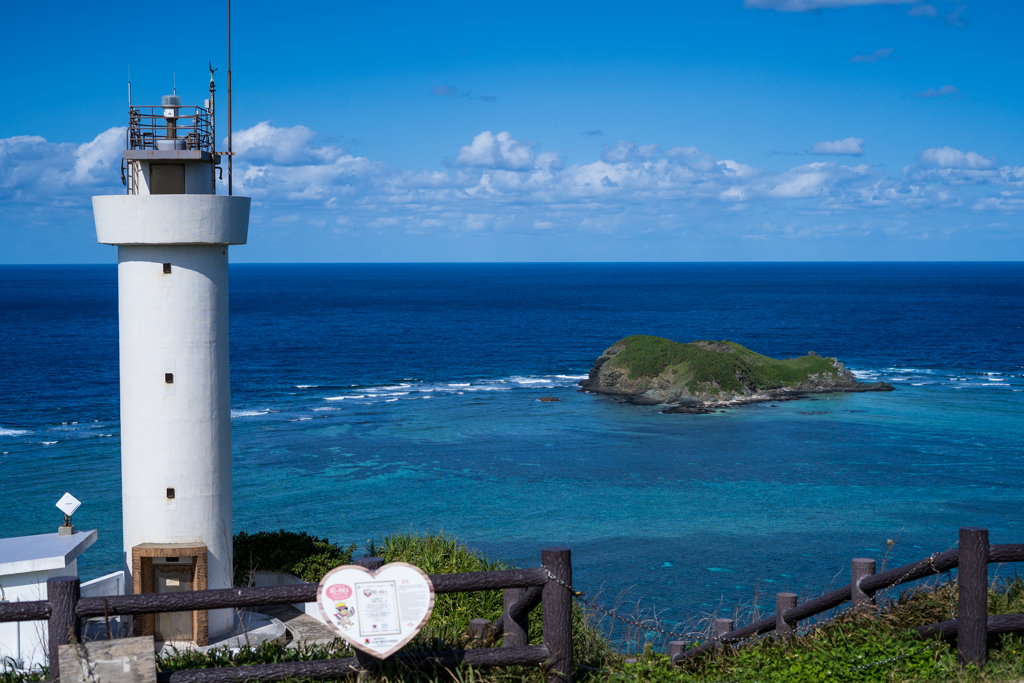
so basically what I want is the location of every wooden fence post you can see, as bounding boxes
[355,557,385,571]
[776,593,797,638]
[542,547,573,683]
[668,640,685,662]
[503,587,529,647]
[958,527,989,668]
[714,618,735,640]
[469,618,490,644]
[47,576,81,683]
[851,558,876,610]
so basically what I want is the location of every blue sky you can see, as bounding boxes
[2,0,1021,262]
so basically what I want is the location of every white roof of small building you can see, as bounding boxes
[0,530,97,576]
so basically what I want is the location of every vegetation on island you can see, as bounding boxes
[607,335,845,394]
[581,335,891,406]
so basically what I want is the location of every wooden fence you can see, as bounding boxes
[0,548,573,683]
[670,527,1024,669]
[6,527,1024,682]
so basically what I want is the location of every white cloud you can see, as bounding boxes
[664,146,701,160]
[919,147,995,169]
[849,48,894,63]
[813,138,865,156]
[73,127,125,185]
[600,141,663,163]
[911,85,960,99]
[227,123,387,201]
[221,131,1024,220]
[972,195,1024,212]
[907,3,936,16]
[0,127,125,205]
[454,131,537,171]
[5,124,1024,245]
[744,0,915,11]
[232,122,345,165]
[945,3,966,26]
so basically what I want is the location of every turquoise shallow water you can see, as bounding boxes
[1,263,1022,627]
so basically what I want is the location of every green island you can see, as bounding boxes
[579,335,893,412]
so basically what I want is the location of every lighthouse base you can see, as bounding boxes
[131,543,212,646]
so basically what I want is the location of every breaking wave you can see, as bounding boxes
[313,373,586,407]
[231,409,271,418]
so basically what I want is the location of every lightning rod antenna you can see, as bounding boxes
[128,64,132,106]
[228,0,233,196]
[210,62,218,194]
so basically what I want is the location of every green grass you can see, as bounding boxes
[142,572,1024,683]
[625,577,1024,683]
[153,531,612,682]
[606,335,844,394]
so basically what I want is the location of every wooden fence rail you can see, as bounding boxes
[7,528,1024,680]
[69,566,552,619]
[0,547,573,683]
[671,529,1024,668]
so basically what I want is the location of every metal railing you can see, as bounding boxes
[127,106,212,152]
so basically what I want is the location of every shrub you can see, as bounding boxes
[233,530,356,586]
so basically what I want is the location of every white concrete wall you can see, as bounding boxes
[93,195,250,245]
[184,162,213,195]
[251,572,327,624]
[80,570,126,598]
[0,562,77,670]
[132,161,151,195]
[116,245,234,637]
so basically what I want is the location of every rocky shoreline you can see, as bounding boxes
[657,383,894,414]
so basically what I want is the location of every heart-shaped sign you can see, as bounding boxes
[317,562,435,659]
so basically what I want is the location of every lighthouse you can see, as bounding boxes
[92,78,249,644]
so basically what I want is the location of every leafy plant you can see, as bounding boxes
[233,530,356,585]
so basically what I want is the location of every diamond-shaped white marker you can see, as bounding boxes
[56,492,81,516]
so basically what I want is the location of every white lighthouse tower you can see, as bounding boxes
[92,77,248,644]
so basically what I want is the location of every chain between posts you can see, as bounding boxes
[846,642,943,672]
[546,539,965,676]
[541,566,712,643]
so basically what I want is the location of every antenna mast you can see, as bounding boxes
[227,0,233,196]
[210,62,218,194]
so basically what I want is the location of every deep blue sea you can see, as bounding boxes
[1,263,1022,630]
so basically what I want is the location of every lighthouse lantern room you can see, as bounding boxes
[92,75,250,645]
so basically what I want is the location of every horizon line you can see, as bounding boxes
[2,260,1024,267]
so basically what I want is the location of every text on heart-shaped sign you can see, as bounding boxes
[317,562,435,659]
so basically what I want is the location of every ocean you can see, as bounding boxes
[1,262,1022,629]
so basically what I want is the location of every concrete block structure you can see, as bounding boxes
[92,87,249,641]
[0,531,96,668]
